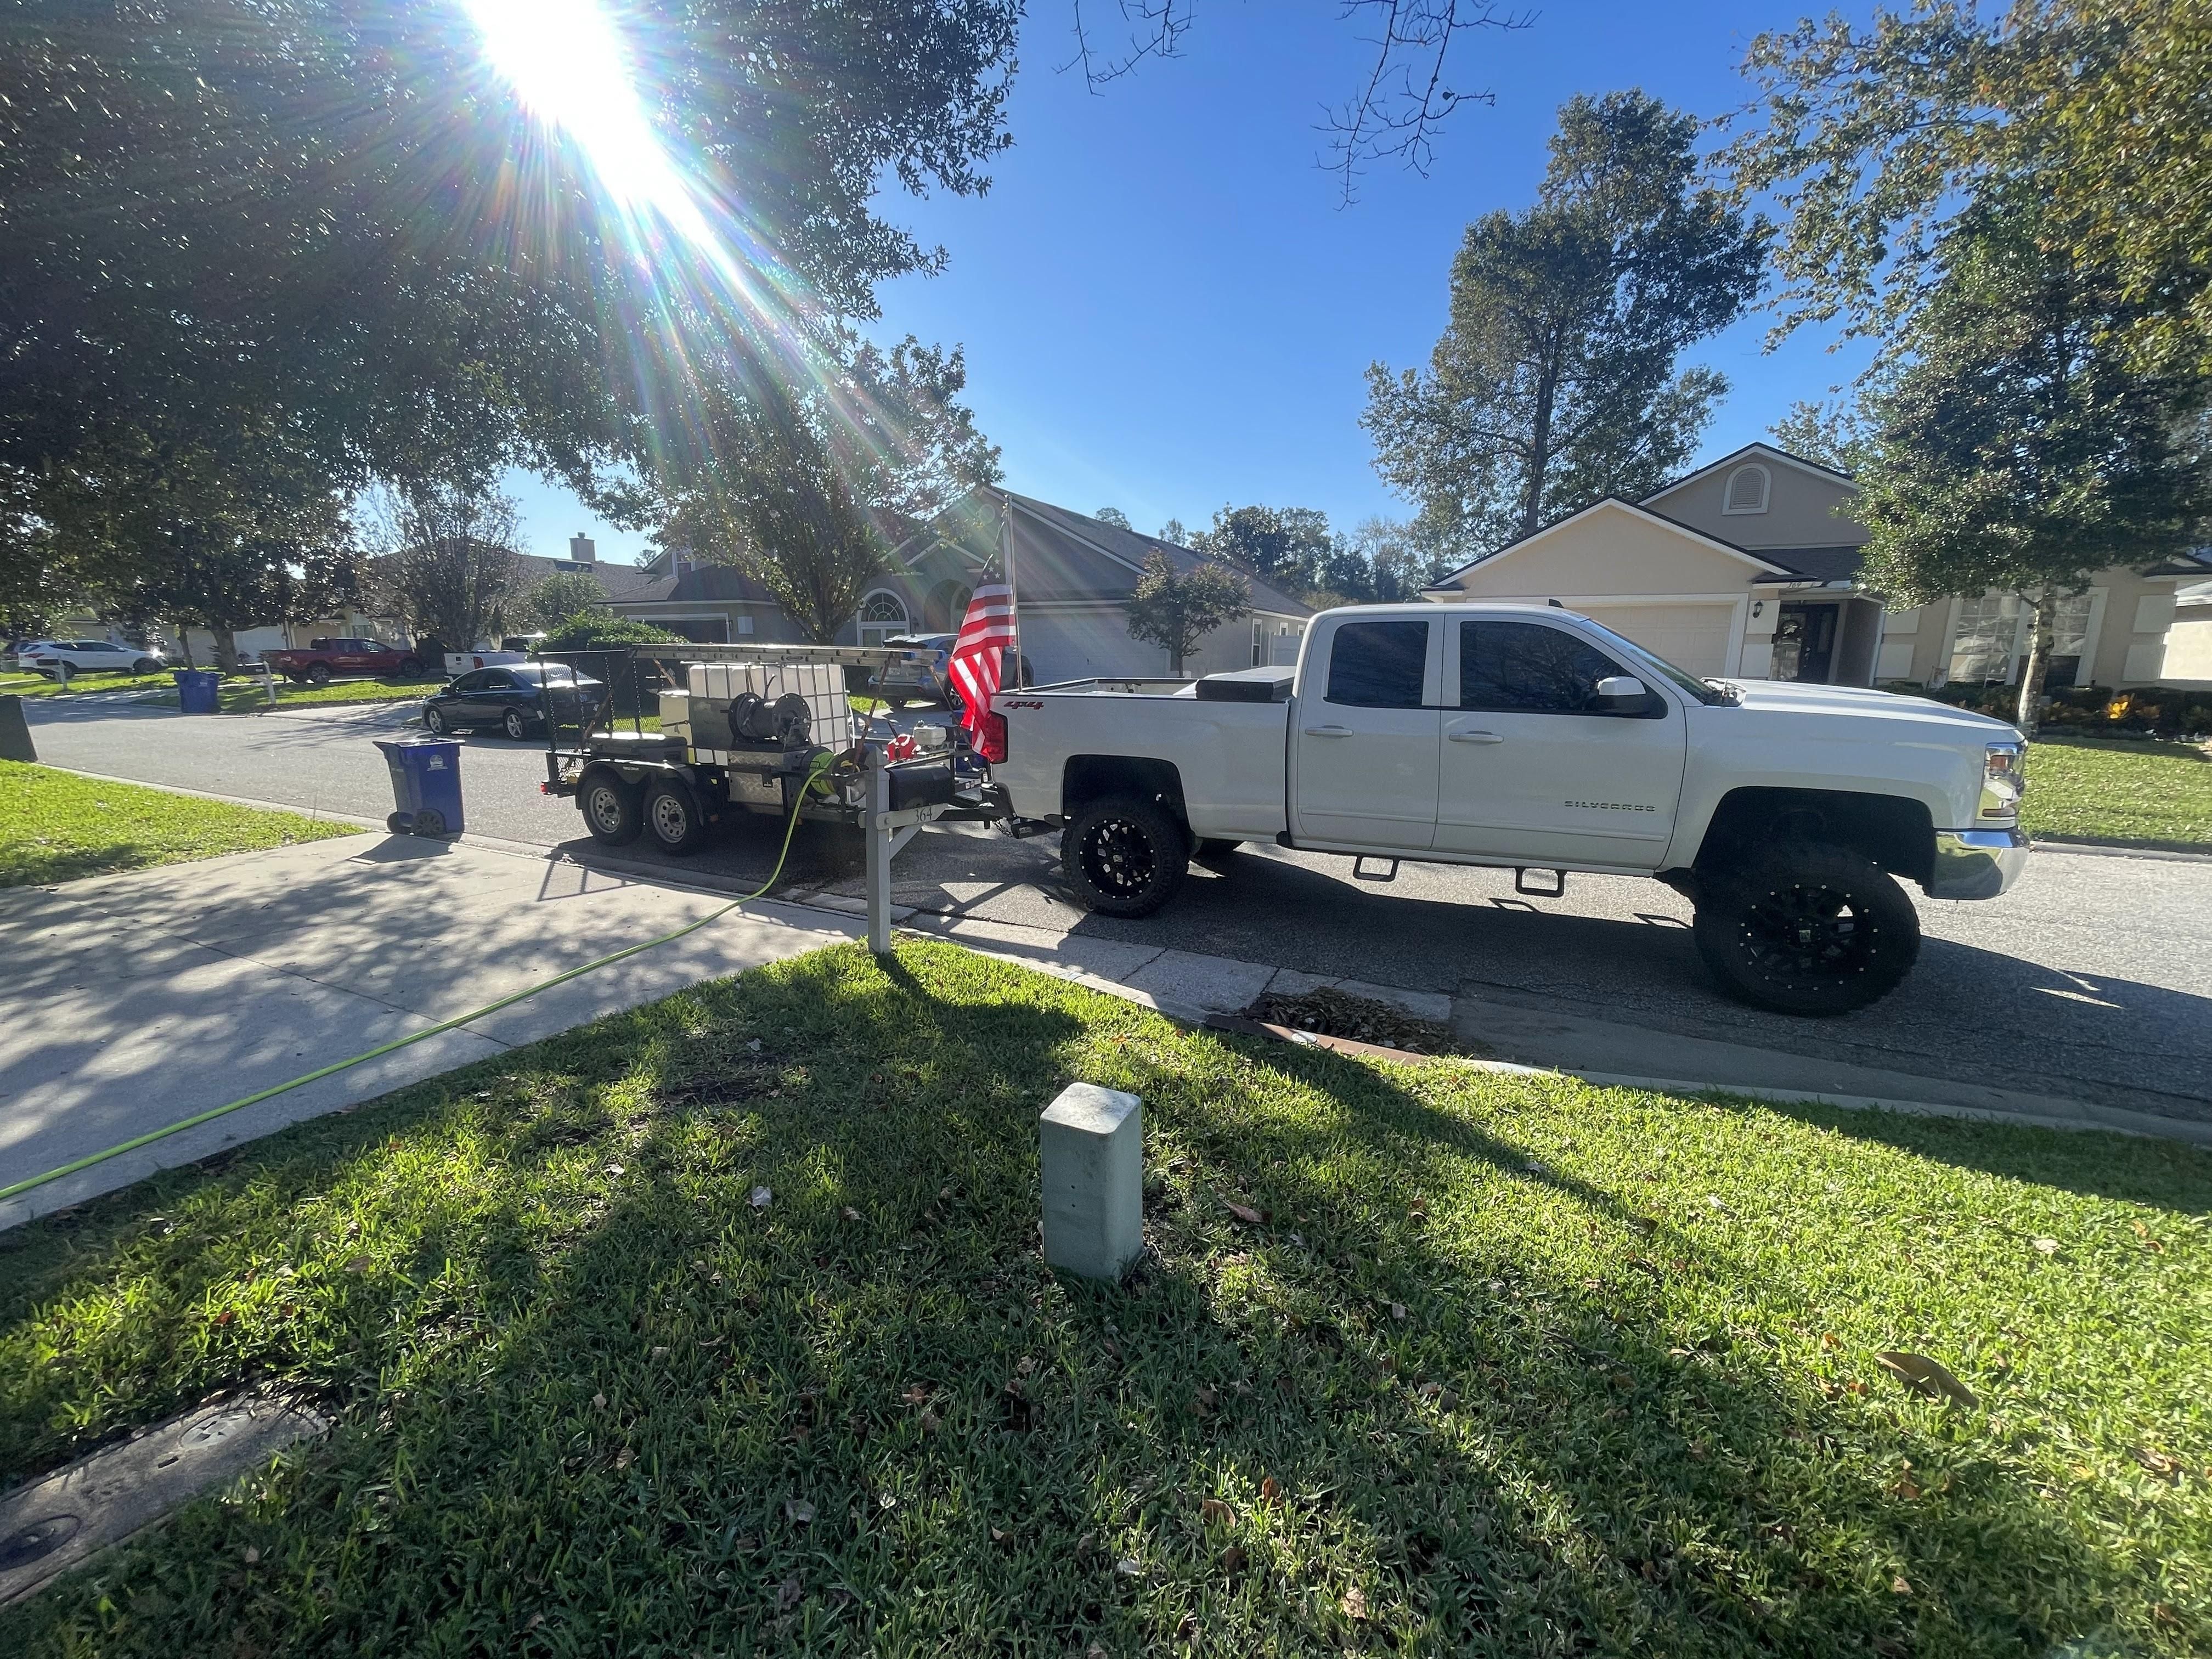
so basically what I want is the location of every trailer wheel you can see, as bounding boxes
[1062,794,1189,917]
[1692,842,1920,1015]
[580,770,644,847]
[643,777,710,857]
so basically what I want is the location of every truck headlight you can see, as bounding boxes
[1981,741,2025,819]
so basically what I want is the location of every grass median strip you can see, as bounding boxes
[2023,736,2212,850]
[2,942,2205,1655]
[0,761,357,889]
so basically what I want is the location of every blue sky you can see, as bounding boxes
[505,1,1874,563]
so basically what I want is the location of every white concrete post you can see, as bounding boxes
[1039,1083,1143,1281]
[865,758,893,956]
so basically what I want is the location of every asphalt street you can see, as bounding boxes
[23,693,2212,1122]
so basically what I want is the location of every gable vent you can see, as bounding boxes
[1723,464,1770,515]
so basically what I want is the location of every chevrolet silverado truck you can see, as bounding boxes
[985,602,2030,1015]
[263,636,424,684]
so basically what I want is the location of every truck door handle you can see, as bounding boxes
[1302,724,1352,737]
[1448,730,1504,744]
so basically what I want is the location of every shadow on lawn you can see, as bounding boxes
[0,945,2172,1657]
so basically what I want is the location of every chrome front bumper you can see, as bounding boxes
[1928,827,2030,900]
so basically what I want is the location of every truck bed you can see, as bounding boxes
[994,675,1291,839]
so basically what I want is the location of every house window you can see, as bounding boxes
[856,589,910,648]
[1251,619,1264,667]
[1948,594,2022,684]
[2044,592,2096,689]
[1723,464,1770,515]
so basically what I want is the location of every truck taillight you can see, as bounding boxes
[977,710,1008,764]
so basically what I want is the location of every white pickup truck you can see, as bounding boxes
[987,602,2030,1015]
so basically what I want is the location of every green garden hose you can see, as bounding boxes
[0,752,842,1206]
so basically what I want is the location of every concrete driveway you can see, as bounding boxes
[24,696,2212,1128]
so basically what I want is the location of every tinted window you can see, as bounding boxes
[450,671,489,692]
[1460,621,1641,715]
[482,671,515,689]
[1325,621,1430,708]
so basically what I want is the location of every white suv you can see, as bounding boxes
[15,639,168,677]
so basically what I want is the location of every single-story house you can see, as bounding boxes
[1420,442,2212,690]
[607,487,1314,682]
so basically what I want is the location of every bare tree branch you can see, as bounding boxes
[1061,1,1198,91]
[1057,3,1533,204]
[1321,2,1534,206]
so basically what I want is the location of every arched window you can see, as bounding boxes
[1723,464,1770,515]
[856,589,910,647]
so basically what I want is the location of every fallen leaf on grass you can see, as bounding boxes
[1199,1498,1234,1526]
[2031,1236,2059,1254]
[613,1449,634,1470]
[1225,1201,1263,1225]
[603,1163,625,1177]
[344,1254,373,1274]
[1390,1302,1408,1322]
[1340,1586,1369,1621]
[648,1345,669,1361]
[590,1392,606,1410]
[1218,1544,1248,1573]
[918,1409,941,1432]
[1408,1198,1428,1220]
[1115,1556,1143,1577]
[1259,1476,1284,1506]
[1176,1612,1199,1641]
[1891,1575,1912,1596]
[523,1612,544,1632]
[842,1205,861,1222]
[2135,1448,2181,1479]
[749,1186,772,1209]
[776,1577,802,1612]
[242,1545,260,1564]
[1875,1351,1978,1407]
[1015,1355,1036,1376]
[785,1498,815,1525]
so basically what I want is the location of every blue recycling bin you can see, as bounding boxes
[373,737,464,837]
[172,668,221,715]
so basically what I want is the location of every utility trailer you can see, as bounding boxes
[533,641,1009,951]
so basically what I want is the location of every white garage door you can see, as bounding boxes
[1572,602,1737,676]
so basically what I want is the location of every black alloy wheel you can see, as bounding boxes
[1693,842,1920,1015]
[1060,794,1189,918]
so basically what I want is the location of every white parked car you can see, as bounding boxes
[14,639,168,677]
[989,602,2030,1016]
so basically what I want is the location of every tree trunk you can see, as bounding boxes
[210,628,240,675]
[2013,587,2058,736]
[172,622,196,668]
[1521,358,1559,539]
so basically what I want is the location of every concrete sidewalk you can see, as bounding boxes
[0,836,855,1228]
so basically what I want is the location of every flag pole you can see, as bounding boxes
[1000,488,1023,687]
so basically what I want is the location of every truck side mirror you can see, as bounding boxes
[1595,675,1647,701]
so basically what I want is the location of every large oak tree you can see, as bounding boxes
[1364,92,1764,554]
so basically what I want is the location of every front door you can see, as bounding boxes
[1435,618,1688,868]
[1290,616,1442,850]
[1771,603,1838,682]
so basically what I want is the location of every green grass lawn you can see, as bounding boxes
[0,761,357,889]
[140,676,436,714]
[0,670,178,699]
[2023,736,2212,850]
[2,943,2204,1655]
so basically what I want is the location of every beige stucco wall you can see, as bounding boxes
[2157,608,2212,685]
[1877,568,2185,689]
[1645,459,1866,551]
[1436,504,1775,600]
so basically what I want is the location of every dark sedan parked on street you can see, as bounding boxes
[422,664,608,739]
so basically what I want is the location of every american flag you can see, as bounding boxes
[946,580,1015,743]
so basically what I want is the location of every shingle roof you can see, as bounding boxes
[917,489,1314,617]
[512,551,664,603]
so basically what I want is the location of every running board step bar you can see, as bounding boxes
[1515,867,1566,898]
[1353,856,1400,883]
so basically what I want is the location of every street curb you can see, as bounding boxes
[2030,838,2212,865]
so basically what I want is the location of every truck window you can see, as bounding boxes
[1459,620,1629,714]
[1325,620,1429,708]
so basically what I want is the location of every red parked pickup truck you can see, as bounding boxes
[262,637,426,685]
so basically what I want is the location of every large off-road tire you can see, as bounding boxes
[1693,842,1921,1015]
[1060,794,1189,918]
[306,662,332,685]
[1193,837,1242,871]
[579,770,644,846]
[643,777,710,857]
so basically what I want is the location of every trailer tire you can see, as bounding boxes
[1062,794,1189,918]
[643,777,710,857]
[1692,841,1920,1015]
[580,770,645,847]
